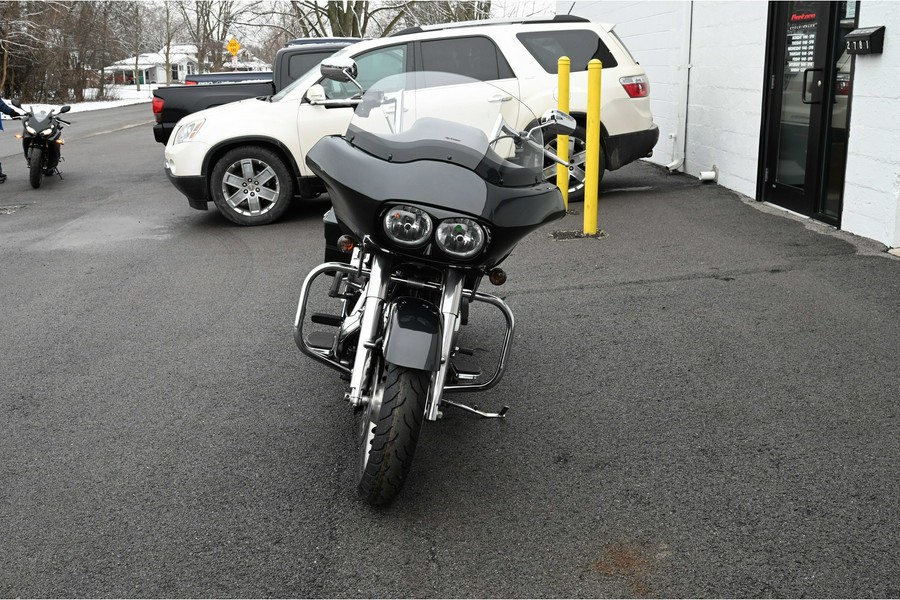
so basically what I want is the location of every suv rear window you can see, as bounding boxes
[419,36,515,81]
[516,30,618,73]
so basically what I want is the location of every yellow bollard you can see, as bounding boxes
[584,59,602,236]
[556,56,570,210]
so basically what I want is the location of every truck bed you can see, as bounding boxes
[153,81,276,144]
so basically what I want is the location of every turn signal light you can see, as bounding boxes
[489,268,507,286]
[337,235,355,253]
[15,134,22,139]
[56,139,64,145]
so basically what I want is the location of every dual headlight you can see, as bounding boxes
[383,205,487,259]
[24,125,52,136]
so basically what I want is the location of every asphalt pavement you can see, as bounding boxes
[0,109,898,598]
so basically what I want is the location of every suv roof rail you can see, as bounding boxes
[390,14,590,37]
[285,37,361,46]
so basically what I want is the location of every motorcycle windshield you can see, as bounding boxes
[345,71,543,188]
[27,109,52,131]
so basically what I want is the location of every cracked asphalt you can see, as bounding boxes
[1,105,898,597]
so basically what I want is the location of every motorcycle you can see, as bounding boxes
[12,99,71,189]
[293,66,576,505]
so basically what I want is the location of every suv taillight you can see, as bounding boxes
[152,97,164,123]
[620,75,649,98]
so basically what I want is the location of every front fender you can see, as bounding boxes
[383,297,442,372]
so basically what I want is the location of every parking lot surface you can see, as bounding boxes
[1,105,898,597]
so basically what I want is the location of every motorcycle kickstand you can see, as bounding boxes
[440,398,509,419]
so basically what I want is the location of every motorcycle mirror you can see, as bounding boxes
[12,98,21,108]
[540,109,577,136]
[356,90,384,118]
[320,58,361,90]
[59,105,71,114]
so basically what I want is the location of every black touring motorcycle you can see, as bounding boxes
[293,67,576,505]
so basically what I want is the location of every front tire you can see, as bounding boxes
[210,146,293,226]
[357,361,429,506]
[29,147,43,189]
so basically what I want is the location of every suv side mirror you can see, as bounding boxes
[539,109,577,136]
[306,84,327,104]
[321,57,360,89]
[306,83,361,109]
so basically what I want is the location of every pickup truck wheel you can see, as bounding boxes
[210,146,293,226]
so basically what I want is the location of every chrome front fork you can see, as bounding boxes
[346,253,390,407]
[343,258,467,419]
[425,269,465,421]
[295,252,515,418]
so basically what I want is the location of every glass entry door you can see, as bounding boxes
[760,1,857,226]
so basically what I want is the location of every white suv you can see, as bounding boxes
[164,16,658,225]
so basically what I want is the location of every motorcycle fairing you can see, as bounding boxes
[306,136,564,267]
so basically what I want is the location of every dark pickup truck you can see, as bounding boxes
[183,71,273,85]
[152,38,357,144]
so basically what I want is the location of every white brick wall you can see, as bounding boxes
[562,0,900,247]
[841,2,900,247]
[559,1,690,168]
[563,1,768,198]
[686,3,767,198]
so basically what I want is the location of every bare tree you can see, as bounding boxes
[177,0,251,73]
[0,1,61,96]
[131,2,144,90]
[142,1,186,85]
[240,1,411,40]
[380,0,492,32]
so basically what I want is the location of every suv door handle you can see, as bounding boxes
[488,94,513,103]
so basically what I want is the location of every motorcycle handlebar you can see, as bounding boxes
[493,122,572,169]
[525,137,571,169]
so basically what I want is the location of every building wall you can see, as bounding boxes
[562,1,767,198]
[563,0,900,248]
[841,1,900,247]
[558,1,690,170]
[686,3,767,198]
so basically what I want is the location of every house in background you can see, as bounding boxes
[105,45,199,85]
[562,1,900,250]
[104,43,269,85]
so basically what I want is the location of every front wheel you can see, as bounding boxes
[29,147,43,189]
[544,124,605,203]
[357,360,430,506]
[210,146,293,226]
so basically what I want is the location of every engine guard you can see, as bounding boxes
[383,297,442,372]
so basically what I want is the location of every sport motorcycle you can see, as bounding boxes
[293,66,576,505]
[13,99,71,189]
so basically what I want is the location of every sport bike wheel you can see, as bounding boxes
[543,124,604,204]
[210,146,293,226]
[357,360,429,506]
[29,147,43,189]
